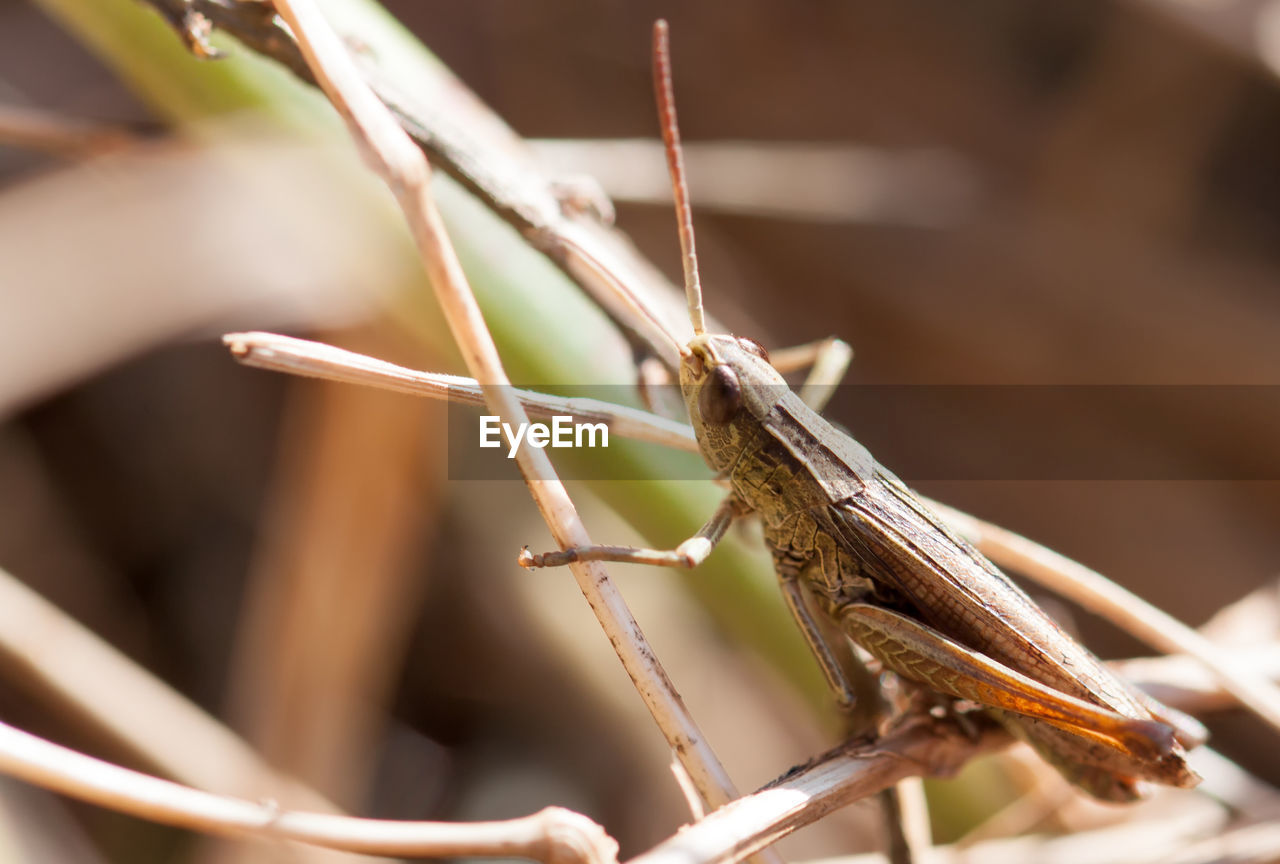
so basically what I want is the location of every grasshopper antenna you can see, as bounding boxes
[653,19,706,337]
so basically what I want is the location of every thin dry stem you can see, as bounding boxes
[627,719,1008,864]
[267,0,739,814]
[930,500,1280,737]
[0,719,615,863]
[221,331,698,452]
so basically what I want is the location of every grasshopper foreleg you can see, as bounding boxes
[518,493,748,569]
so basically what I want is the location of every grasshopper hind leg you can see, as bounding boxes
[837,602,1200,791]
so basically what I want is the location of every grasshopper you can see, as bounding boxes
[520,20,1204,802]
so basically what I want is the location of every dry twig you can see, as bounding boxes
[627,719,1008,864]
[265,0,741,818]
[0,719,615,864]
[222,331,697,452]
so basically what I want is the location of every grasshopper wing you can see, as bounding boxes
[823,467,1199,791]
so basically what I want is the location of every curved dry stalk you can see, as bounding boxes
[0,719,616,863]
[627,719,1008,864]
[929,500,1280,737]
[266,0,740,816]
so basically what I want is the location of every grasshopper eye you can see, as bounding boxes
[699,364,742,425]
[739,338,770,363]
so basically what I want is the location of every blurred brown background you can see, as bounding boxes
[1,1,1279,861]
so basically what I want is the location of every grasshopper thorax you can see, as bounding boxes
[680,333,787,472]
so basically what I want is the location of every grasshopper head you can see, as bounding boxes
[680,333,787,472]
